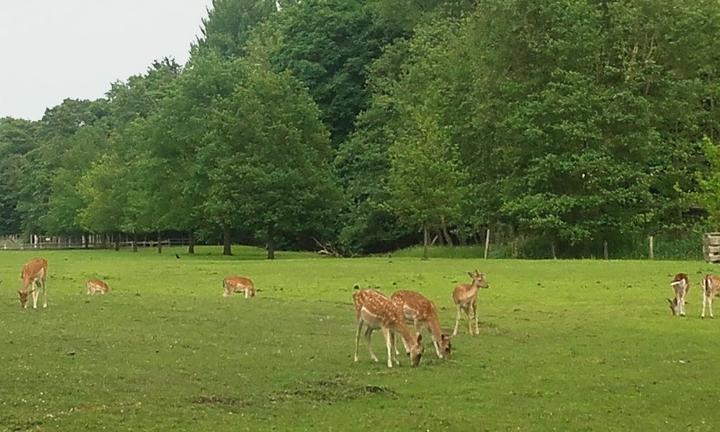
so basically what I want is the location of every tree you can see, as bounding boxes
[199,63,342,259]
[270,0,394,145]
[195,0,278,58]
[389,108,467,259]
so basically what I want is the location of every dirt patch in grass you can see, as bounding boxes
[271,375,396,404]
[192,395,250,408]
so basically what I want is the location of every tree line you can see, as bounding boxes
[1,0,720,259]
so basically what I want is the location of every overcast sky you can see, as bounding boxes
[0,0,213,120]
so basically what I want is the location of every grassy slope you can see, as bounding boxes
[0,247,718,431]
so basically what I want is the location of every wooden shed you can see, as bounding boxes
[704,233,720,263]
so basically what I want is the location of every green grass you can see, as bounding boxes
[0,247,718,431]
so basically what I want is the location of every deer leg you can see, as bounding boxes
[473,301,480,335]
[364,327,379,362]
[702,294,708,318]
[710,297,715,319]
[680,296,686,317]
[31,282,39,309]
[390,332,400,365]
[42,279,47,308]
[382,327,393,368]
[453,306,462,336]
[354,321,363,362]
[244,289,249,299]
[467,307,473,335]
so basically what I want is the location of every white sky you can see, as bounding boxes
[0,0,213,120]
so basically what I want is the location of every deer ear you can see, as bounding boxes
[441,334,450,342]
[467,272,473,278]
[416,333,422,343]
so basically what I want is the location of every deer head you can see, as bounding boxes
[18,290,29,309]
[409,333,424,367]
[468,270,489,289]
[439,333,452,359]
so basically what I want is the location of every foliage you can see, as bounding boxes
[3,0,720,257]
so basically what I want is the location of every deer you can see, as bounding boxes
[452,270,489,336]
[667,273,689,316]
[353,288,424,368]
[19,257,48,309]
[223,276,256,298]
[701,274,720,318]
[86,278,110,295]
[390,290,452,359]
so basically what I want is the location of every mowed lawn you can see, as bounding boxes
[0,247,718,431]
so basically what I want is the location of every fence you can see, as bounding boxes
[0,234,189,251]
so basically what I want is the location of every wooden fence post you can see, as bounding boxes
[484,229,491,259]
[649,235,654,260]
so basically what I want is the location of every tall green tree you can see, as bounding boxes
[195,0,278,58]
[389,107,467,259]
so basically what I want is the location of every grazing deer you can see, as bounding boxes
[667,273,689,316]
[391,290,452,359]
[223,276,256,298]
[86,278,110,295]
[452,270,489,336]
[701,274,720,318]
[19,258,48,309]
[353,288,424,368]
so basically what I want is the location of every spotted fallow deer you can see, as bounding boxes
[19,257,48,309]
[223,276,256,298]
[353,288,424,368]
[390,290,451,359]
[86,278,110,295]
[667,273,689,316]
[701,274,720,318]
[452,270,489,336]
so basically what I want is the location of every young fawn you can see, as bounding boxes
[86,278,110,295]
[667,273,689,316]
[223,276,256,298]
[452,270,489,336]
[19,258,48,309]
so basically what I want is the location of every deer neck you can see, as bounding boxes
[392,319,417,348]
[425,314,443,341]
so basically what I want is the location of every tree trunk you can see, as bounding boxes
[132,232,138,252]
[157,231,162,254]
[83,234,89,249]
[114,233,120,251]
[422,224,429,260]
[441,217,454,246]
[188,230,195,255]
[551,241,557,260]
[267,224,275,260]
[603,240,608,260]
[188,231,195,254]
[222,226,232,256]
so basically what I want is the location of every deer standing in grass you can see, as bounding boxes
[86,278,110,295]
[19,258,48,309]
[701,274,720,318]
[223,276,256,298]
[667,273,689,316]
[391,290,451,359]
[452,270,489,336]
[353,288,424,368]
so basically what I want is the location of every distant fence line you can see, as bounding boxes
[0,234,189,251]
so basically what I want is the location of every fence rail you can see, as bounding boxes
[0,235,189,251]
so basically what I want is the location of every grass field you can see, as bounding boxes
[0,246,718,431]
